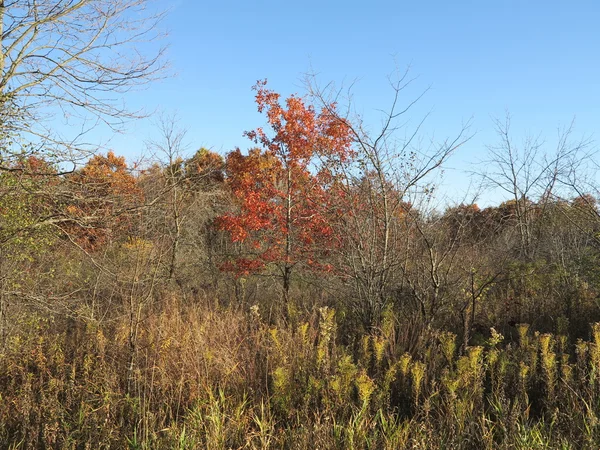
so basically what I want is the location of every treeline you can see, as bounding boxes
[1,82,600,448]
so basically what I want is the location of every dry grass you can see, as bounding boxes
[1,294,600,449]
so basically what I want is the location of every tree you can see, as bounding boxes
[63,151,141,251]
[0,154,56,344]
[0,0,167,167]
[217,80,353,305]
[305,70,470,328]
[143,114,224,281]
[479,115,588,259]
[0,0,167,272]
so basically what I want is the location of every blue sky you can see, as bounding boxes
[97,0,599,205]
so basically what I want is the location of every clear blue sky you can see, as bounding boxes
[100,0,599,205]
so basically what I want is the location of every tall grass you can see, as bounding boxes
[2,295,600,448]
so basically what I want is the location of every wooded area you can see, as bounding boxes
[2,78,600,449]
[2,2,600,449]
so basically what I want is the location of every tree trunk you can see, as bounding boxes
[0,1,4,80]
[283,163,292,307]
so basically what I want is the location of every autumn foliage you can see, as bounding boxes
[63,151,141,251]
[4,78,600,449]
[217,81,353,287]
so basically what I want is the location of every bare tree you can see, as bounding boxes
[0,1,168,317]
[0,0,167,167]
[144,114,225,284]
[145,114,188,280]
[306,68,471,328]
[479,115,589,259]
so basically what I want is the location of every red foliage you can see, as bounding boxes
[217,81,353,277]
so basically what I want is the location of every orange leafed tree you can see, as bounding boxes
[64,151,141,251]
[217,80,353,302]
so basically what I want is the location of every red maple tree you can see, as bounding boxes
[217,80,353,301]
